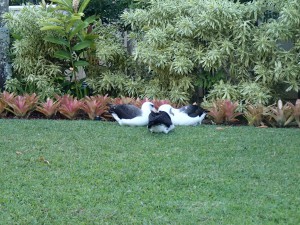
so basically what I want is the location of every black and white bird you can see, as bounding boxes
[148,110,175,134]
[158,104,207,126]
[109,101,156,126]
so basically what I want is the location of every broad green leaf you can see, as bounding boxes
[69,22,89,40]
[74,60,89,67]
[78,0,91,13]
[40,26,64,31]
[84,15,96,24]
[54,50,71,60]
[72,41,92,51]
[44,36,69,47]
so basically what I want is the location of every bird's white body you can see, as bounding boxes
[149,124,175,134]
[111,102,155,126]
[158,104,206,126]
[111,113,149,126]
[171,112,206,126]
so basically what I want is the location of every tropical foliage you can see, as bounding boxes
[1,91,300,127]
[243,104,266,126]
[2,92,39,118]
[81,95,110,120]
[4,0,300,105]
[264,99,294,127]
[122,0,300,102]
[36,97,60,118]
[205,99,242,125]
[3,5,63,98]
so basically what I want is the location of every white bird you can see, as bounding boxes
[109,101,156,126]
[148,110,175,134]
[158,104,207,126]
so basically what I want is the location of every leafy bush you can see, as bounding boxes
[204,80,240,102]
[238,82,272,105]
[204,80,272,109]
[122,0,300,102]
[39,0,99,98]
[88,23,154,100]
[3,5,63,98]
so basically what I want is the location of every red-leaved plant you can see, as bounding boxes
[36,98,61,118]
[206,99,242,124]
[206,99,225,124]
[1,91,15,103]
[81,95,110,120]
[57,94,83,119]
[223,99,242,123]
[3,93,39,118]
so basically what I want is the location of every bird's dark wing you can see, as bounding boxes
[148,111,172,128]
[109,104,142,119]
[179,105,206,117]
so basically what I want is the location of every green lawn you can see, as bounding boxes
[0,119,299,224]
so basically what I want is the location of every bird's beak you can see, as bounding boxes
[151,108,158,113]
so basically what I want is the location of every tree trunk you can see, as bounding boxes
[0,0,11,91]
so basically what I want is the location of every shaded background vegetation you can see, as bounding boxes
[5,0,300,105]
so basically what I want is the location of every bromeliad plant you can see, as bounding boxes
[264,99,293,127]
[81,95,110,120]
[286,99,300,127]
[205,99,242,124]
[36,98,61,118]
[3,93,39,118]
[40,0,97,98]
[243,104,266,127]
[57,94,83,119]
[0,92,11,116]
[0,100,6,116]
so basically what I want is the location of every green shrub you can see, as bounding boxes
[122,0,300,101]
[3,5,63,98]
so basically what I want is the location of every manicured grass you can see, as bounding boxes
[0,119,299,224]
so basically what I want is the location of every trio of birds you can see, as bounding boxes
[109,101,207,134]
